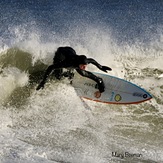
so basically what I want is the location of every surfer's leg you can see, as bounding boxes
[52,68,63,80]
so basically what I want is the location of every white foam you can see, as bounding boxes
[0,23,163,163]
[158,74,163,78]
[0,67,28,103]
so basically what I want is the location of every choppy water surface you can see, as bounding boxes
[0,0,163,162]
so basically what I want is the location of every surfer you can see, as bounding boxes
[36,47,112,98]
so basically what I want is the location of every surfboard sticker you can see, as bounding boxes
[72,72,152,105]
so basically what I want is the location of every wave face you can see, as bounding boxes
[0,1,163,163]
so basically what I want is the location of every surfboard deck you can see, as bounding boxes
[72,72,152,105]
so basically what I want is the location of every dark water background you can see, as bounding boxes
[1,0,163,45]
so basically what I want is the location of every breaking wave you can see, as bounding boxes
[0,0,163,162]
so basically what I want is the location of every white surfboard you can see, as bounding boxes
[72,72,152,104]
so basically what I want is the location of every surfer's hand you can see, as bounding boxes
[36,81,45,90]
[94,91,101,98]
[101,66,112,72]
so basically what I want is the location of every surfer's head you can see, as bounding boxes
[79,64,87,70]
[78,55,87,64]
[78,55,87,70]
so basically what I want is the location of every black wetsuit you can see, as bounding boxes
[36,47,112,93]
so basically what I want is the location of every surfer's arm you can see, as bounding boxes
[36,65,55,90]
[76,69,105,93]
[86,58,112,72]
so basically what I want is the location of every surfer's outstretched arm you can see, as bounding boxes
[76,69,105,93]
[86,58,112,72]
[36,65,54,90]
[36,64,63,90]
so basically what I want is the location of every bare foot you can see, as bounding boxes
[94,91,101,98]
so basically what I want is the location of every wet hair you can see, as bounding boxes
[78,55,87,64]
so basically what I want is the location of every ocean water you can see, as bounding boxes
[0,0,163,163]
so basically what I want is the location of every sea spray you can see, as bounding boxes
[0,67,28,103]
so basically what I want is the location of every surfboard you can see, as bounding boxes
[72,72,152,104]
